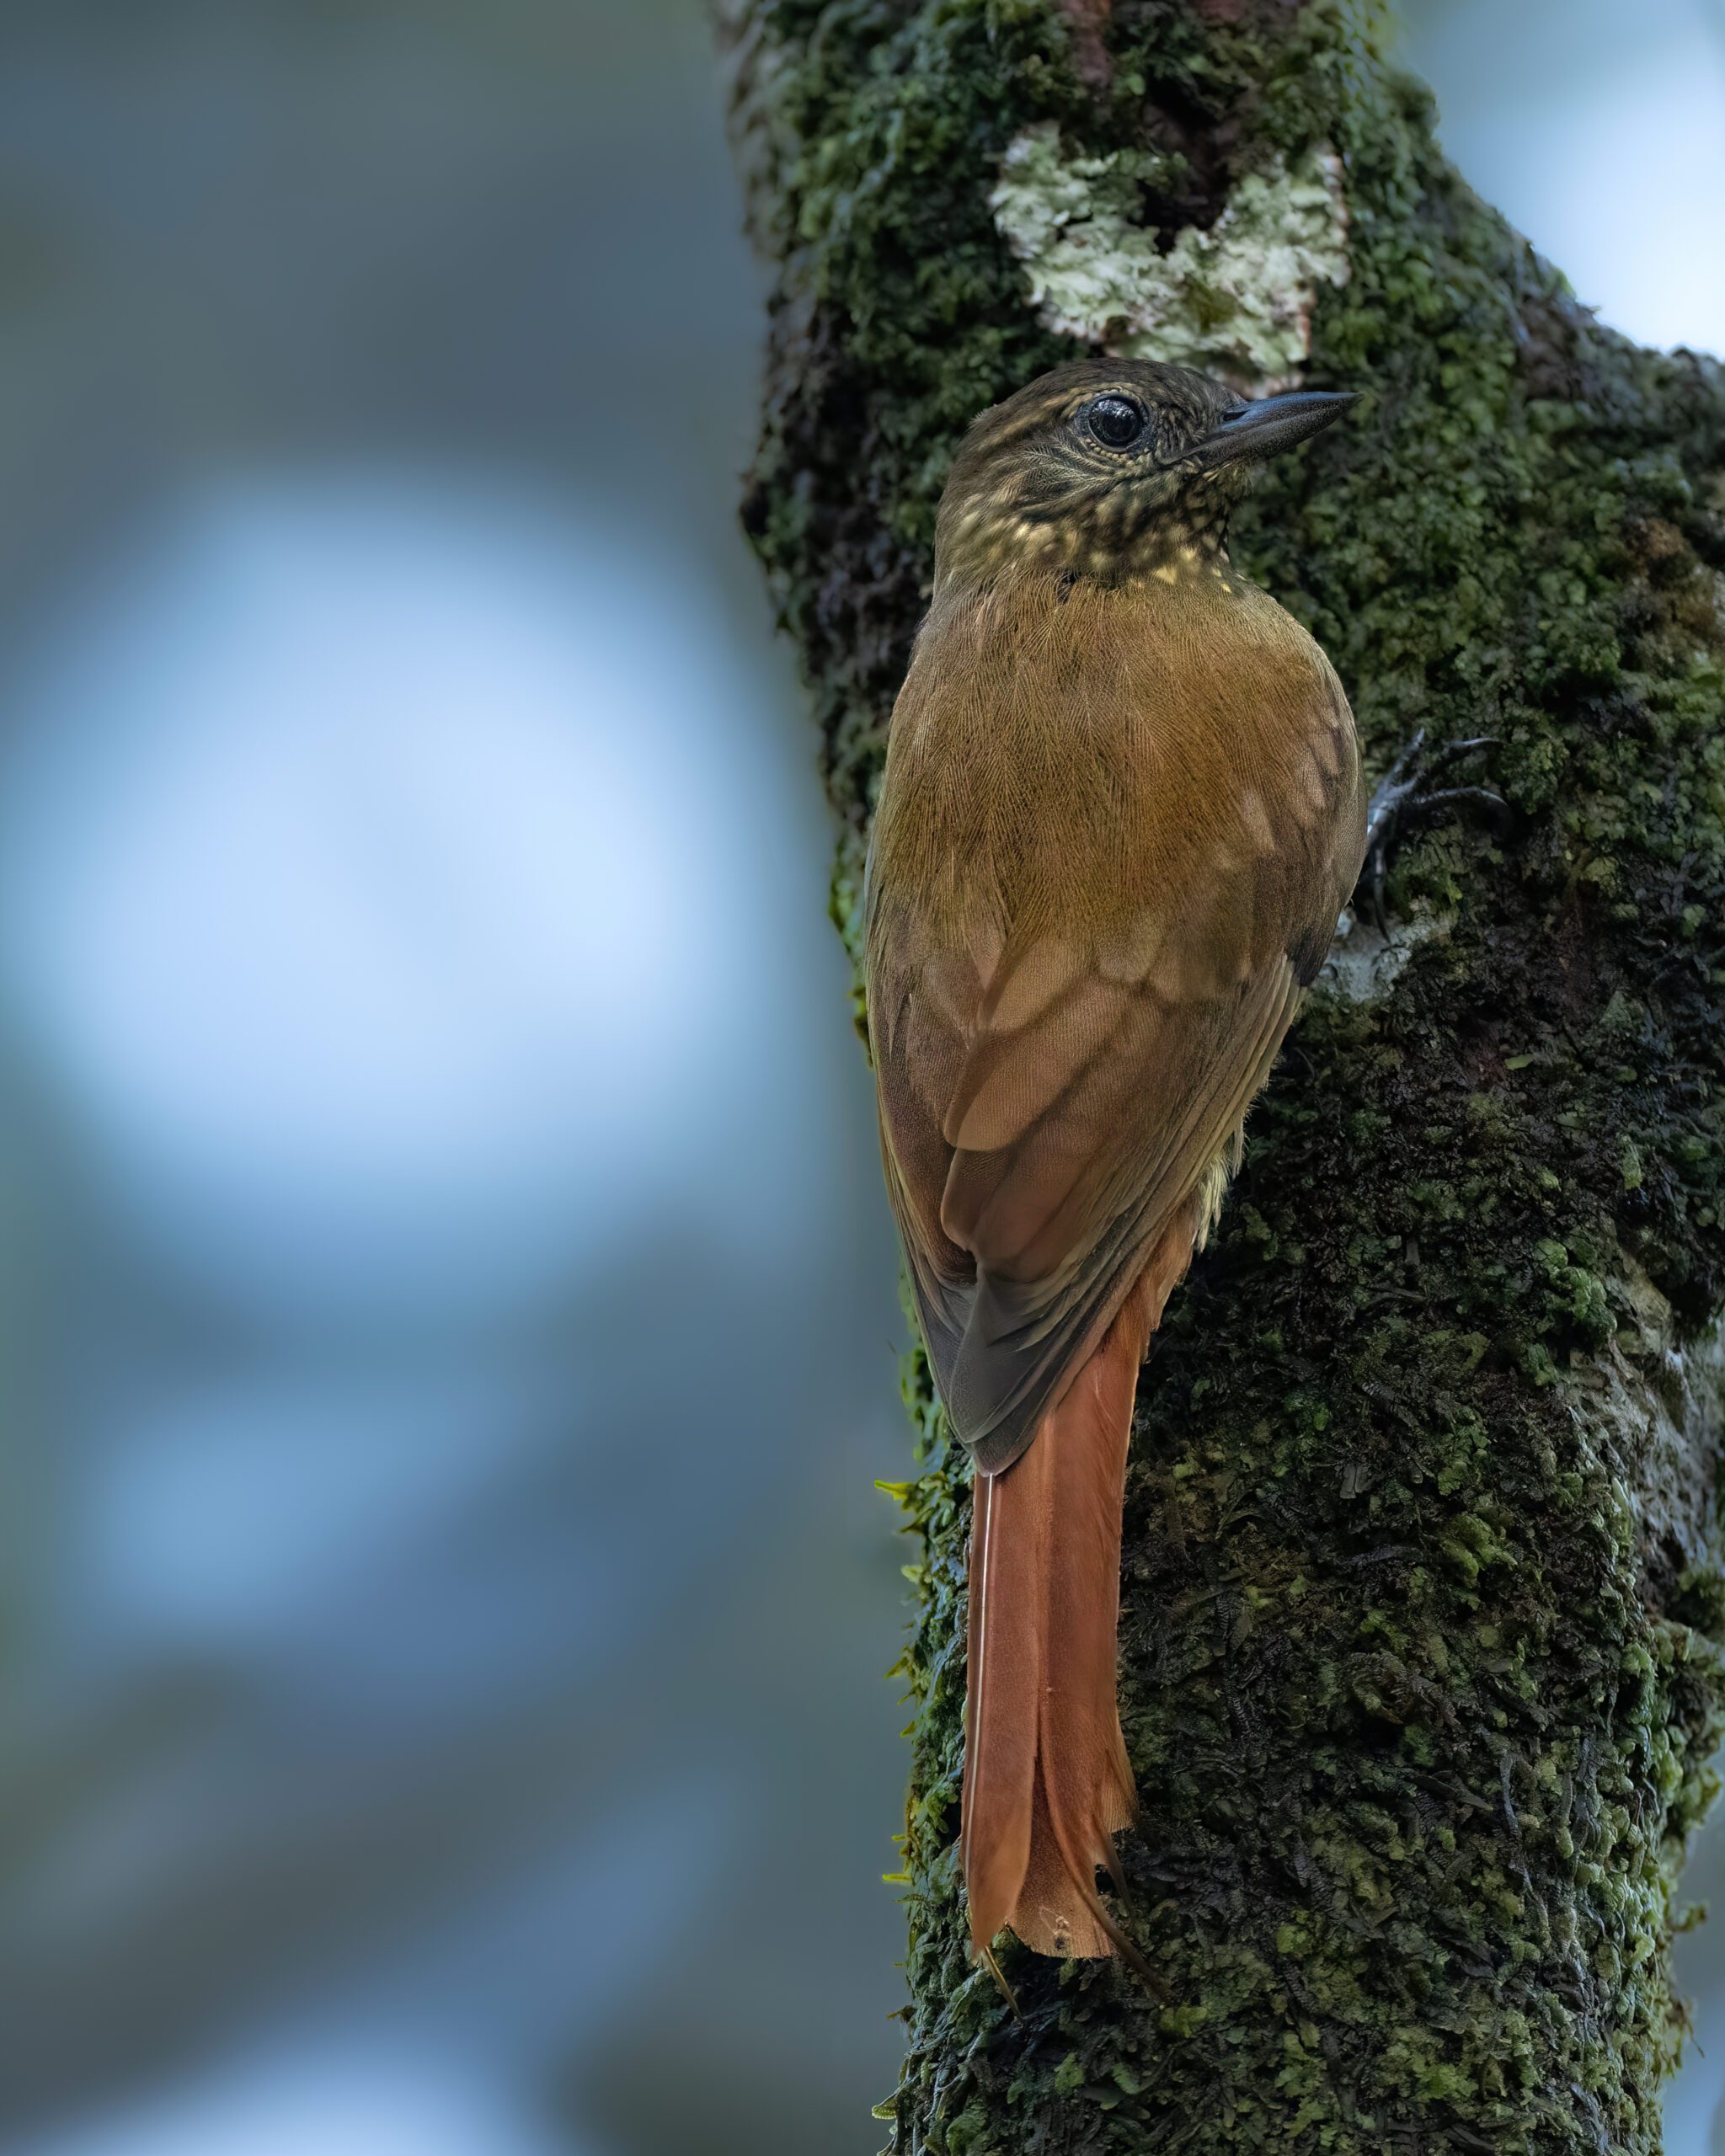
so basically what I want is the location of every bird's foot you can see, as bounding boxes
[1354,729,1509,931]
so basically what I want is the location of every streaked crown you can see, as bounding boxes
[935,359,1354,588]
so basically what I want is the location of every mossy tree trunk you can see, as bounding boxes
[720,3,1725,2148]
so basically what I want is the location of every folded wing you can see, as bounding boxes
[867,666,1363,1473]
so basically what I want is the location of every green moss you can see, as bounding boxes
[730,0,1725,2149]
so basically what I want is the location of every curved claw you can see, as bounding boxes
[1433,734,1498,766]
[1354,731,1509,931]
[1397,783,1511,839]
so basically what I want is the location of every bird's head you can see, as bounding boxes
[933,359,1356,590]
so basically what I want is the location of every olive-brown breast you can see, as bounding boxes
[866,564,1365,1471]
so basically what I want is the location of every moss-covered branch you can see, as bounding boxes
[721,2,1725,2146]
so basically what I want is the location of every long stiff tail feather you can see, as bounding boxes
[961,1212,1197,1973]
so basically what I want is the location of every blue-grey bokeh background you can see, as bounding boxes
[0,4,1719,2152]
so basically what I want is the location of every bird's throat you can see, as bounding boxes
[936,487,1234,595]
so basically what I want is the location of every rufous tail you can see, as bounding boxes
[961,1212,1197,1972]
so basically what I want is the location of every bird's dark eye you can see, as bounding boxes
[1086,395,1149,451]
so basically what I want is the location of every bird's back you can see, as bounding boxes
[867,562,1365,1469]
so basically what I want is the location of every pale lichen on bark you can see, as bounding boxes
[991,125,1349,392]
[1318,896,1446,1003]
[721,1,1725,2148]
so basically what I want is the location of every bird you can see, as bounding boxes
[863,358,1367,1983]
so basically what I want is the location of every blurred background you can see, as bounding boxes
[0,2,1717,2152]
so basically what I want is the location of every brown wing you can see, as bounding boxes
[867,608,1365,1475]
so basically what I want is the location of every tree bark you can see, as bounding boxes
[720,3,1725,2148]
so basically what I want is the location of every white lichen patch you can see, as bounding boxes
[1321,906,1442,1005]
[990,123,1351,394]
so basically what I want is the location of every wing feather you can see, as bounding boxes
[866,578,1365,1471]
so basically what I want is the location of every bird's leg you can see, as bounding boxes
[1353,729,1509,931]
